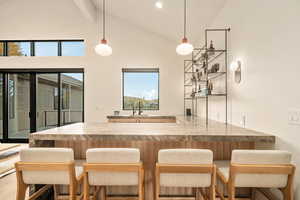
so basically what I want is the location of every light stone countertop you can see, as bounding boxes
[30,116,275,143]
[106,115,176,119]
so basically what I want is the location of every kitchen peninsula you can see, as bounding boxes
[107,115,177,123]
[30,116,275,200]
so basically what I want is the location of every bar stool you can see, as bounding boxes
[15,148,84,200]
[215,150,295,200]
[83,148,144,200]
[156,149,216,200]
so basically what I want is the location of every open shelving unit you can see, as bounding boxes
[184,28,230,125]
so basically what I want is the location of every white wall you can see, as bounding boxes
[0,0,183,122]
[209,0,300,198]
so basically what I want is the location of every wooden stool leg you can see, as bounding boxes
[282,186,293,200]
[84,172,90,200]
[195,188,201,200]
[16,182,27,200]
[209,185,215,200]
[138,168,145,200]
[228,182,235,200]
[69,182,77,200]
[210,166,216,200]
[93,187,99,200]
[282,171,295,200]
[16,170,28,200]
[251,188,256,200]
[100,186,106,200]
[53,185,59,200]
[138,181,143,200]
[155,167,160,200]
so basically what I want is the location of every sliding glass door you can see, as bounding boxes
[36,73,59,131]
[0,69,84,142]
[0,74,3,140]
[7,74,31,139]
[61,73,84,125]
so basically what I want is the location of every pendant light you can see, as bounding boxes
[95,0,112,56]
[176,0,193,56]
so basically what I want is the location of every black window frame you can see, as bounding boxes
[122,68,160,111]
[0,40,84,57]
[0,68,84,143]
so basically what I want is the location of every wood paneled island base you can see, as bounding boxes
[29,116,275,200]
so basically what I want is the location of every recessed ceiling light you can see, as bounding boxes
[155,1,163,9]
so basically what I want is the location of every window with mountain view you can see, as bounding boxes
[122,68,159,110]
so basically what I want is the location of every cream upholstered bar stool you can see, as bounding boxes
[156,149,216,200]
[15,148,84,200]
[215,150,295,200]
[83,148,144,200]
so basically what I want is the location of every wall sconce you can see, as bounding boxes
[230,60,242,83]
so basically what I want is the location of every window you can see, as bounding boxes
[0,69,84,142]
[0,75,2,123]
[0,42,4,56]
[62,84,70,109]
[61,41,84,56]
[0,40,84,56]
[122,68,159,110]
[8,76,15,119]
[7,42,31,56]
[53,84,72,110]
[61,73,83,125]
[53,88,59,110]
[35,42,58,56]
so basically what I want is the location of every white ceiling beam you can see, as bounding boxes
[73,0,97,22]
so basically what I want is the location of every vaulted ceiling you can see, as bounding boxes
[74,0,227,43]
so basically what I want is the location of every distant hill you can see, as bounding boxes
[124,96,158,110]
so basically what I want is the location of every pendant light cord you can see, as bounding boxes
[103,0,106,40]
[184,0,186,39]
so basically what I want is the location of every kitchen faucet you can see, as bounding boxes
[138,101,143,115]
[132,103,136,116]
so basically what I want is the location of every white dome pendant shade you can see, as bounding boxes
[95,0,112,56]
[176,0,193,56]
[95,39,112,56]
[176,38,194,56]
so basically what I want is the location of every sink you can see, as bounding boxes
[107,115,177,123]
[130,114,149,117]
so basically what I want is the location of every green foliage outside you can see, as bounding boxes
[0,43,3,56]
[124,96,158,110]
[0,42,26,56]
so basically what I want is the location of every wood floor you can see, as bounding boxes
[0,172,29,199]
[0,172,250,200]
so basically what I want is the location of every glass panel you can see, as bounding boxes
[8,74,30,139]
[0,74,3,139]
[7,42,31,56]
[0,42,4,56]
[61,73,83,125]
[123,71,159,110]
[61,41,84,56]
[36,74,59,131]
[35,42,58,56]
